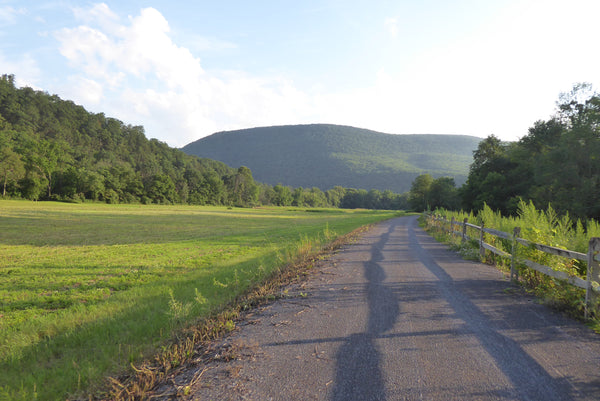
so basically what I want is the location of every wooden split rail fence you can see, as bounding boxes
[425,213,600,318]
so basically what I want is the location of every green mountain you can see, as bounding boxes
[182,124,482,193]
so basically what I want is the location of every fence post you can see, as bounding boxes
[585,237,600,319]
[511,227,521,282]
[479,222,485,259]
[450,217,455,238]
[462,218,468,243]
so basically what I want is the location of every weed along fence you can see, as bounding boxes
[424,213,600,318]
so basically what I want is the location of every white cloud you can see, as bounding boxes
[62,76,104,105]
[0,51,40,88]
[73,2,118,25]
[56,26,114,81]
[0,5,25,26]
[384,17,398,38]
[53,4,319,147]
[48,0,600,148]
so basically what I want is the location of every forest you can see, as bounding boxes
[409,83,600,222]
[4,72,597,219]
[182,123,479,193]
[0,74,407,210]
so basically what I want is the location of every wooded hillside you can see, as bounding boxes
[0,75,411,210]
[182,124,481,193]
[0,74,257,205]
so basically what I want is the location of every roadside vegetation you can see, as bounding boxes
[424,201,600,324]
[0,200,401,400]
[408,83,600,325]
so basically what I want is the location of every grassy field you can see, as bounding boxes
[0,200,401,400]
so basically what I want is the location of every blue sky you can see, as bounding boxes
[2,0,600,147]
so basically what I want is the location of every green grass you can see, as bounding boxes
[0,200,400,400]
[428,201,600,321]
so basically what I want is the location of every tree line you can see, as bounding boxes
[0,74,408,210]
[8,73,596,217]
[407,83,600,222]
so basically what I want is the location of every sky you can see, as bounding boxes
[1,0,600,148]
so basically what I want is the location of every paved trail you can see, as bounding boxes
[176,215,600,400]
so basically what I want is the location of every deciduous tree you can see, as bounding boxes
[408,174,433,212]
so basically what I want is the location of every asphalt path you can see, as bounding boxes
[176,215,600,400]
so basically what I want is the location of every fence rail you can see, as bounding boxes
[424,213,600,318]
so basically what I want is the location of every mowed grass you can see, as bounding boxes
[0,200,400,400]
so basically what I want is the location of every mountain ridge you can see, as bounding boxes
[181,124,482,193]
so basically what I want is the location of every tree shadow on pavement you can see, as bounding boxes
[332,221,401,401]
[407,217,577,401]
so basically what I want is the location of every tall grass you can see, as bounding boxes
[434,200,600,257]
[430,200,600,318]
[0,200,401,400]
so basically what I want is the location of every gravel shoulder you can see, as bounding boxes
[153,215,600,400]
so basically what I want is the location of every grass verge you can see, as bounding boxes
[108,223,373,400]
